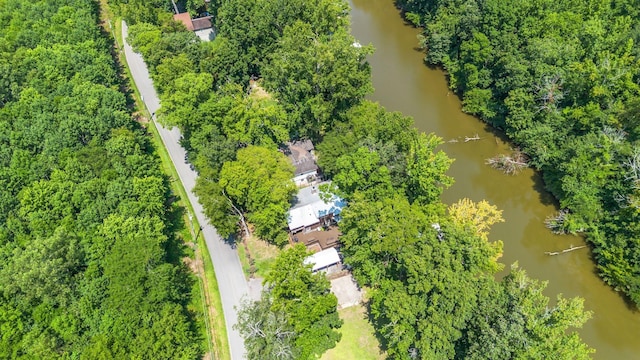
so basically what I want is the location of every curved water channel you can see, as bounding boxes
[349,0,640,358]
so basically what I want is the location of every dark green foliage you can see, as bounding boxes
[216,0,350,81]
[262,21,374,137]
[317,100,453,203]
[338,194,592,359]
[398,0,640,305]
[120,0,593,357]
[0,0,202,357]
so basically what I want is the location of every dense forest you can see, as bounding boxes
[118,0,594,358]
[394,0,640,305]
[0,0,202,357]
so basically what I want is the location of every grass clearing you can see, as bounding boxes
[246,235,281,277]
[241,234,282,279]
[100,10,230,360]
[321,305,384,360]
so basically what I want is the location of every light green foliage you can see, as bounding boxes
[159,72,213,129]
[460,266,593,360]
[340,192,591,359]
[200,83,291,147]
[219,146,295,245]
[237,244,342,359]
[406,133,454,204]
[333,147,394,199]
[154,54,196,94]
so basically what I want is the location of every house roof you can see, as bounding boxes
[288,182,346,230]
[173,13,194,31]
[304,247,341,272]
[284,140,318,176]
[192,16,213,31]
[288,205,318,231]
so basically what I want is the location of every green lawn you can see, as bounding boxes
[321,305,384,360]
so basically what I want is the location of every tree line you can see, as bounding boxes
[0,0,203,357]
[395,0,640,306]
[120,0,593,358]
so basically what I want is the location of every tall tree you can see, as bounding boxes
[218,146,296,245]
[236,245,342,359]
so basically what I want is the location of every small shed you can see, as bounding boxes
[304,247,341,272]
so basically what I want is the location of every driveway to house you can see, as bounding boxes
[122,21,248,360]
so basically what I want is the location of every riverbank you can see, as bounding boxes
[350,0,640,358]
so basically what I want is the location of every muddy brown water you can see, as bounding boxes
[349,0,640,358]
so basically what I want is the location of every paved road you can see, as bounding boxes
[122,21,248,360]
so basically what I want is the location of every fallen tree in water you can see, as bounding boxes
[486,150,529,175]
[545,245,587,256]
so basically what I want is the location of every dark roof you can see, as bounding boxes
[284,140,318,176]
[296,139,314,151]
[173,13,194,31]
[192,16,213,31]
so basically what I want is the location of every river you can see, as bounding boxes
[349,0,640,358]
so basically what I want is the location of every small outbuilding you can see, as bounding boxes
[304,247,341,272]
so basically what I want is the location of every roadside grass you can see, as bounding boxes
[100,8,230,360]
[237,234,282,279]
[236,241,252,279]
[321,305,385,360]
[246,235,281,278]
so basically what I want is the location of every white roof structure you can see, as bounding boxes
[288,205,318,231]
[304,247,341,272]
[287,183,346,231]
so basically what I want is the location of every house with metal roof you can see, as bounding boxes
[287,182,346,250]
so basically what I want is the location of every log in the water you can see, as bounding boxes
[545,245,587,256]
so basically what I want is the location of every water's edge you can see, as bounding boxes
[349,0,640,358]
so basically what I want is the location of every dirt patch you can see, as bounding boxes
[182,256,201,274]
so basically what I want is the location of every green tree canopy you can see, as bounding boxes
[218,146,296,245]
[237,244,342,359]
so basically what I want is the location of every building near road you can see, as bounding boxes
[172,13,215,41]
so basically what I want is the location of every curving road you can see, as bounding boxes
[122,21,248,360]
